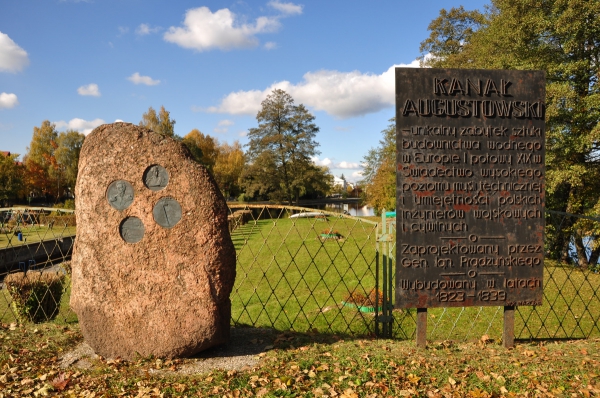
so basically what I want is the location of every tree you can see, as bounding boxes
[361,118,396,214]
[0,152,24,205]
[243,89,323,204]
[213,141,245,199]
[24,120,59,200]
[420,0,600,266]
[182,129,218,170]
[54,130,85,196]
[139,105,176,137]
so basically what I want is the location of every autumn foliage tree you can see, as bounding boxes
[361,118,396,214]
[24,120,59,200]
[181,129,246,198]
[213,141,246,199]
[0,152,24,205]
[182,129,219,171]
[23,121,85,203]
[139,105,176,137]
[54,130,85,195]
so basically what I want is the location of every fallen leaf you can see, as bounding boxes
[407,373,421,385]
[340,388,358,398]
[51,374,69,391]
[33,384,52,397]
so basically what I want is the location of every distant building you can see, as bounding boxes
[0,151,22,166]
[333,176,354,191]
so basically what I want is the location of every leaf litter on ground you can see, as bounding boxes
[0,322,599,397]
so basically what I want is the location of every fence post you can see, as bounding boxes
[376,210,394,338]
[503,306,515,348]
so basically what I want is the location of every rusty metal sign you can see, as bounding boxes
[395,69,545,308]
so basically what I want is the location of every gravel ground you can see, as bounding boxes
[60,327,276,375]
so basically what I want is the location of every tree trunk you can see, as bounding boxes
[587,236,600,267]
[574,235,589,269]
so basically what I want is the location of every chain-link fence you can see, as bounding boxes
[228,204,379,335]
[1,204,599,344]
[389,209,600,342]
[0,207,76,324]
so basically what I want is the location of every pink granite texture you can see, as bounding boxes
[71,122,236,359]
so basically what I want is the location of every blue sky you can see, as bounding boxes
[0,0,487,182]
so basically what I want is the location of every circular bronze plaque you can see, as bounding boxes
[106,180,134,210]
[120,216,145,243]
[153,197,182,228]
[143,164,169,191]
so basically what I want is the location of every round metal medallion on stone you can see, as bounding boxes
[153,197,182,228]
[119,216,145,243]
[106,180,134,211]
[143,164,169,191]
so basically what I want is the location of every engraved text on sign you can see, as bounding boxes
[395,69,545,308]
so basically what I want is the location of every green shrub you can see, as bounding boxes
[53,200,75,210]
[4,272,66,323]
[39,214,76,227]
[59,261,72,276]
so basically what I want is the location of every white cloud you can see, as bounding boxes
[268,1,303,15]
[311,156,332,167]
[0,92,18,109]
[264,41,277,50]
[163,6,281,52]
[238,130,247,137]
[53,118,105,135]
[205,61,421,118]
[0,31,29,73]
[337,161,360,169]
[351,171,363,180]
[77,83,100,97]
[127,72,160,86]
[214,120,234,134]
[117,27,129,36]
[136,23,161,36]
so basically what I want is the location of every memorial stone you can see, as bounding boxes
[396,69,545,309]
[71,122,236,359]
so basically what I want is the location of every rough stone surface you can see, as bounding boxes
[71,122,236,359]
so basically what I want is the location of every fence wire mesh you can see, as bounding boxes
[228,204,379,336]
[0,204,599,344]
[0,207,76,325]
[389,209,600,342]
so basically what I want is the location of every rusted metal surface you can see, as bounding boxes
[503,306,515,348]
[395,68,545,309]
[416,308,427,347]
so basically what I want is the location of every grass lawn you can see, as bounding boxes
[1,214,599,343]
[0,225,76,249]
[231,216,379,335]
[0,322,599,397]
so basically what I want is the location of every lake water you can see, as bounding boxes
[305,202,375,217]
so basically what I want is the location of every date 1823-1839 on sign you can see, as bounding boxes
[436,290,507,303]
